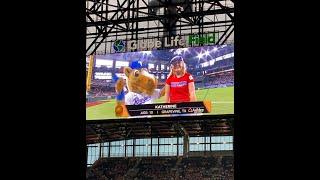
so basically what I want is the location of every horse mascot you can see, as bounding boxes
[113,61,165,116]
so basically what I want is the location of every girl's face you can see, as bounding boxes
[171,61,184,75]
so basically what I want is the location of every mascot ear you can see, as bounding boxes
[124,67,132,77]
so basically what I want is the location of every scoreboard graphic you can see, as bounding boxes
[86,44,234,120]
[116,101,212,117]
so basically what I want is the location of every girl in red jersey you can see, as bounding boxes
[165,56,196,103]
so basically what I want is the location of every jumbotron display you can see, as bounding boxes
[86,44,234,120]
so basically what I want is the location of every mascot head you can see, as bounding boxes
[123,61,158,96]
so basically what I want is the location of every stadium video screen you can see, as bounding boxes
[86,44,234,120]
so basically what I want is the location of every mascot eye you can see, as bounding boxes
[134,70,139,77]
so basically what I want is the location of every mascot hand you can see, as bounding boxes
[114,77,126,117]
[160,86,165,97]
[115,77,125,93]
[115,102,124,117]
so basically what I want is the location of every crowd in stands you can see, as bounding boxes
[211,58,234,70]
[91,79,110,86]
[204,72,234,88]
[86,156,234,180]
[88,81,116,98]
[213,156,234,180]
[136,157,177,180]
[194,71,234,89]
[87,158,137,180]
[178,156,233,180]
[89,87,115,97]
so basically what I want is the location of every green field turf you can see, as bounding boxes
[86,86,234,120]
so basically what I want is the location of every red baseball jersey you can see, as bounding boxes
[166,72,194,103]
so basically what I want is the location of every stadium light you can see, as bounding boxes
[213,47,218,52]
[197,52,204,60]
[205,50,210,56]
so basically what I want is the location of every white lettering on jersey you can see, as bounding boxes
[125,89,161,105]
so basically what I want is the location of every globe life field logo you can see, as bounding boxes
[112,32,216,52]
[113,40,125,52]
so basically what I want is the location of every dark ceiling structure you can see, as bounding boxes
[86,0,234,55]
